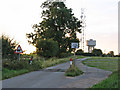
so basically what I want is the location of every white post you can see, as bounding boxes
[70,59,72,68]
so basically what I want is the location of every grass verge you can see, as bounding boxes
[89,71,119,88]
[82,57,119,88]
[65,65,83,77]
[2,68,29,80]
[82,57,118,72]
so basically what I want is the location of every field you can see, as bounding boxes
[2,55,85,80]
[82,57,119,88]
[82,57,118,72]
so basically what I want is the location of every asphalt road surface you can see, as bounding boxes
[2,58,112,88]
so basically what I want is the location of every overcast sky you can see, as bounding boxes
[0,0,119,54]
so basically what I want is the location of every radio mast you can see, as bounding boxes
[80,8,86,51]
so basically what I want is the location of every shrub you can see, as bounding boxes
[82,53,95,56]
[58,52,72,58]
[65,65,83,77]
[36,39,59,58]
[3,60,29,70]
[76,49,84,55]
[92,49,103,56]
[31,60,43,70]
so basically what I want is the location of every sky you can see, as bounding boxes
[0,0,119,55]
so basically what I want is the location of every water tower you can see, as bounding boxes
[86,39,96,53]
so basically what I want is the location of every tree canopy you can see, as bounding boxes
[92,49,103,56]
[26,0,82,56]
[36,39,59,58]
[2,34,18,59]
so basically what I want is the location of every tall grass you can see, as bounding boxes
[65,65,83,77]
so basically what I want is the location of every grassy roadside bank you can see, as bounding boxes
[82,57,119,88]
[2,55,85,80]
[91,71,119,88]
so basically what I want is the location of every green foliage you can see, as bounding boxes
[92,49,103,56]
[36,39,59,58]
[82,53,95,56]
[26,1,82,57]
[1,34,18,59]
[107,51,114,57]
[91,71,118,88]
[65,65,83,77]
[76,49,84,55]
[2,68,29,80]
[3,59,43,71]
[58,52,72,58]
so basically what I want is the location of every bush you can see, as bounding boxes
[3,60,29,70]
[65,65,83,77]
[82,53,95,56]
[92,49,103,56]
[31,60,43,70]
[76,49,84,55]
[58,52,72,58]
[36,39,59,58]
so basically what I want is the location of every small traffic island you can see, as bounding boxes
[65,65,83,77]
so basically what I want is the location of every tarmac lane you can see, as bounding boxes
[2,57,112,88]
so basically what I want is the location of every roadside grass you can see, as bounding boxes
[82,57,119,88]
[65,65,83,77]
[2,68,29,80]
[82,57,118,72]
[2,55,85,80]
[89,71,119,88]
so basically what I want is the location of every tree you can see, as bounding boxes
[92,49,102,56]
[1,34,18,59]
[76,49,84,55]
[26,0,82,56]
[107,51,114,57]
[36,39,59,58]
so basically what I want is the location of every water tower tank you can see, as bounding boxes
[86,39,96,53]
[86,39,96,46]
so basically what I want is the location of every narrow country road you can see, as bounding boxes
[2,58,112,88]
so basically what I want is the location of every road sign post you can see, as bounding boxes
[19,54,20,62]
[73,48,76,66]
[71,43,79,66]
[14,45,23,62]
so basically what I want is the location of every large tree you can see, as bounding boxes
[2,34,18,59]
[26,0,82,55]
